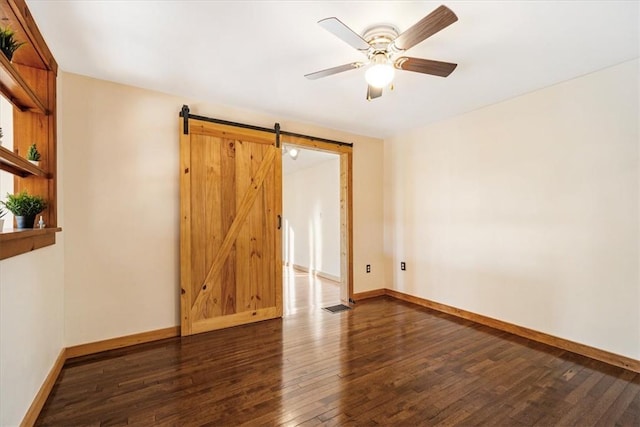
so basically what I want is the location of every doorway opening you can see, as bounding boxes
[280,137,353,315]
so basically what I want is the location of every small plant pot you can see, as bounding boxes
[28,160,40,167]
[15,215,36,229]
[0,218,4,230]
[1,49,13,61]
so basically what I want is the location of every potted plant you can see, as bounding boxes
[1,190,47,229]
[27,143,41,166]
[0,204,5,230]
[0,26,25,61]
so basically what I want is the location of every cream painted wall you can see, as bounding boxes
[61,73,181,346]
[0,77,65,426]
[0,244,65,425]
[61,72,385,346]
[283,157,341,278]
[384,59,639,359]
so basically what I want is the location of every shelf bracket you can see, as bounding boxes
[181,104,190,135]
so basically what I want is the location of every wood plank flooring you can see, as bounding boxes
[37,276,639,425]
[283,267,340,315]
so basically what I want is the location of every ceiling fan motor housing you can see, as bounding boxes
[362,24,400,52]
[362,24,401,77]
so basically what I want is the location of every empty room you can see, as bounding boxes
[0,1,638,425]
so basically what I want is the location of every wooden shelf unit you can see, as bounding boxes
[0,0,59,260]
[0,227,61,260]
[0,52,48,114]
[0,144,49,177]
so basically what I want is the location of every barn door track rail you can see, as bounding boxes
[179,105,353,148]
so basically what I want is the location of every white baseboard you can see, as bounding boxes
[291,264,340,283]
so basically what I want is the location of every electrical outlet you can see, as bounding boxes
[366,264,371,273]
[401,262,406,271]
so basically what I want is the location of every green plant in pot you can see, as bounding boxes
[27,143,41,165]
[0,26,25,61]
[1,190,47,229]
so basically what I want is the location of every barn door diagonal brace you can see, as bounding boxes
[191,147,278,314]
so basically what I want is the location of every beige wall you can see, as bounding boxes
[0,245,65,425]
[60,72,385,346]
[61,73,180,346]
[384,59,639,359]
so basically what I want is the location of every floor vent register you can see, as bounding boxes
[323,304,352,313]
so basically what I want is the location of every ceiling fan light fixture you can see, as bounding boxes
[307,5,458,99]
[365,54,395,88]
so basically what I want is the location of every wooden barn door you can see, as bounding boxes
[180,117,282,336]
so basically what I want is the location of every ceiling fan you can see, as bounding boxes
[305,5,458,100]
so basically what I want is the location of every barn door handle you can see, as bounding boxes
[277,215,282,230]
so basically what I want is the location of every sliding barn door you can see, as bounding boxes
[180,118,282,336]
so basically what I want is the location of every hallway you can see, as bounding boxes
[283,266,341,316]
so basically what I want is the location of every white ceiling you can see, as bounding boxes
[26,1,639,138]
[282,145,338,175]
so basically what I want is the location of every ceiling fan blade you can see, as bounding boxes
[305,62,363,80]
[392,5,458,51]
[395,57,457,77]
[366,85,383,100]
[318,17,370,51]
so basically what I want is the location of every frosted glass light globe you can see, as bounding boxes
[365,60,395,88]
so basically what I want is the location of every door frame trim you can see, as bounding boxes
[280,134,354,302]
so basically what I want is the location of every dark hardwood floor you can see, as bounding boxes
[37,273,639,426]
